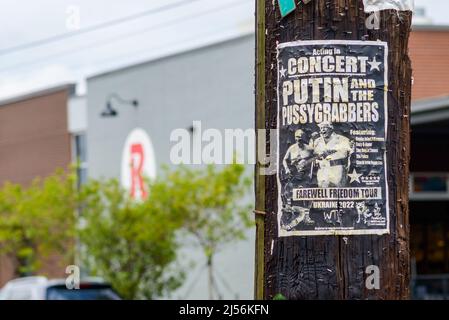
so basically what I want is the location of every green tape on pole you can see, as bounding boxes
[278,0,296,17]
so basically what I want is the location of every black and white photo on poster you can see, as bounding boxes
[276,40,390,236]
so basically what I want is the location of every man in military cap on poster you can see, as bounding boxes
[310,121,354,188]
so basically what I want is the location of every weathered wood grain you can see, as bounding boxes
[255,0,412,300]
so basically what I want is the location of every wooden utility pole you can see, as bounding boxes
[255,0,412,299]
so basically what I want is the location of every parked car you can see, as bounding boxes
[0,276,121,300]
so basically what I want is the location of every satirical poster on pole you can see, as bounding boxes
[276,40,390,236]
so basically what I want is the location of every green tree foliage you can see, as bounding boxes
[0,169,77,276]
[0,163,252,300]
[79,163,252,300]
[78,178,185,300]
[162,164,253,299]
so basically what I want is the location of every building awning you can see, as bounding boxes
[412,95,449,125]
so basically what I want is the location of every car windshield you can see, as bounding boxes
[46,284,121,300]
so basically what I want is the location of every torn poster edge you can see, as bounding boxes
[362,0,414,13]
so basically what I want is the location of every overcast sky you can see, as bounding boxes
[0,0,254,98]
[0,0,447,99]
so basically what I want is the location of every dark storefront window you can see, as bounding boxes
[412,223,449,274]
[410,120,449,299]
[74,133,88,187]
[75,134,87,163]
[411,201,449,299]
[413,175,448,193]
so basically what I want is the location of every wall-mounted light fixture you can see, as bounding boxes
[100,93,139,118]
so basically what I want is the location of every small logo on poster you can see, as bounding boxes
[121,128,156,201]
